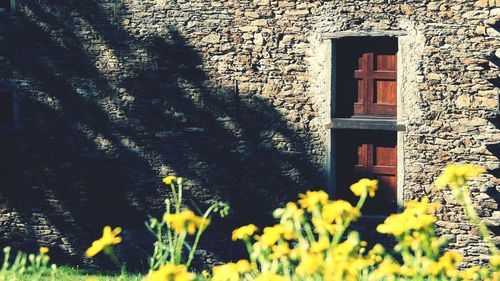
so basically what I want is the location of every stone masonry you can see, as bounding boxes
[0,0,498,269]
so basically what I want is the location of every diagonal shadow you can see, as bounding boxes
[0,0,322,270]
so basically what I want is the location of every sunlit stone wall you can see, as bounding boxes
[0,0,498,267]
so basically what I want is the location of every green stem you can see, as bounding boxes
[460,185,499,255]
[2,248,11,273]
[186,204,218,268]
[331,193,365,248]
[169,184,178,212]
[281,256,291,280]
[356,192,367,211]
[175,231,187,264]
[303,223,316,244]
[165,202,175,263]
[177,183,183,213]
[104,247,122,270]
[244,239,257,270]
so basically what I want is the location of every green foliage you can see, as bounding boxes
[0,247,56,281]
[145,176,229,272]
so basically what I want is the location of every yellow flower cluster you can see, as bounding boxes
[224,179,379,281]
[144,264,195,281]
[377,198,437,237]
[321,200,360,226]
[82,169,498,281]
[253,272,286,281]
[85,226,122,257]
[211,260,252,281]
[232,224,258,241]
[350,178,378,197]
[298,190,329,211]
[219,173,499,281]
[435,164,485,189]
[39,247,49,255]
[163,210,210,235]
[163,175,183,185]
[425,251,463,277]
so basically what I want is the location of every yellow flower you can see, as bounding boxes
[85,226,122,257]
[163,210,210,235]
[253,273,286,281]
[211,261,250,281]
[424,251,463,277]
[235,260,252,272]
[369,258,400,281]
[490,253,500,268]
[202,270,209,278]
[310,237,330,253]
[289,245,307,261]
[322,200,360,224]
[400,265,416,277]
[143,264,195,281]
[274,202,304,222]
[270,243,291,259]
[231,224,258,241]
[256,225,285,247]
[377,198,437,237]
[212,263,238,281]
[39,247,49,255]
[298,190,329,212]
[163,175,178,185]
[331,235,358,258]
[296,252,323,275]
[350,178,378,197]
[460,266,481,280]
[435,164,485,189]
[311,217,337,234]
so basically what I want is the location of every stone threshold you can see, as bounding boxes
[322,30,408,40]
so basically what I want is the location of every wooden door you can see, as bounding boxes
[354,50,397,116]
[336,37,398,118]
[336,130,397,215]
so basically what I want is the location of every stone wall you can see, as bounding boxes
[0,0,498,268]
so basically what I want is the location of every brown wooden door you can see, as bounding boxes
[334,37,398,215]
[354,51,397,116]
[336,130,397,215]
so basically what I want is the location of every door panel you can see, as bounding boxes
[336,130,397,215]
[335,37,397,117]
[375,54,396,71]
[374,80,396,105]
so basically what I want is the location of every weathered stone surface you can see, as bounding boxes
[285,9,310,16]
[0,0,498,270]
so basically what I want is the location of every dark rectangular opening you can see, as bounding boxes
[0,0,11,13]
[0,91,14,128]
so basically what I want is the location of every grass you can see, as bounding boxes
[5,266,143,281]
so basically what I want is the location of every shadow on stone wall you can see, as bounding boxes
[486,113,500,242]
[0,1,321,270]
[484,19,500,244]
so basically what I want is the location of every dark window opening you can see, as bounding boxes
[0,91,14,128]
[0,0,12,13]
